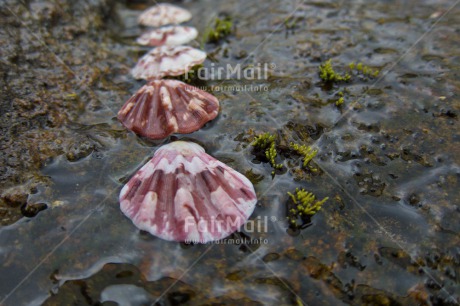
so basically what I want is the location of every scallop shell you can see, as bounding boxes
[119,141,258,243]
[131,46,206,80]
[117,79,219,140]
[138,4,192,27]
[136,26,198,47]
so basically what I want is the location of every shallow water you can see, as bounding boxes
[1,0,459,305]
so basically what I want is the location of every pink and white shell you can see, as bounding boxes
[117,79,219,140]
[119,141,258,243]
[131,46,206,80]
[138,4,192,27]
[136,26,198,47]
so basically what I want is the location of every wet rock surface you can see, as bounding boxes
[0,0,459,305]
[0,0,129,225]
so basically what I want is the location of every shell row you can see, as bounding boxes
[136,26,198,47]
[138,4,192,27]
[131,46,206,80]
[138,4,197,48]
[117,3,256,244]
[117,79,219,139]
[120,4,212,140]
[120,141,257,243]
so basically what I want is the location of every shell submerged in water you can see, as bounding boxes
[131,46,206,80]
[119,141,258,243]
[138,3,192,27]
[136,26,198,47]
[117,79,219,140]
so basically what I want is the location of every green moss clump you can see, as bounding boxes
[335,96,344,106]
[252,132,276,149]
[319,59,380,83]
[266,142,283,174]
[287,188,328,225]
[284,17,297,29]
[65,93,78,101]
[290,142,318,171]
[203,17,233,43]
[252,132,283,174]
[349,62,379,78]
[319,59,351,83]
[335,91,344,106]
